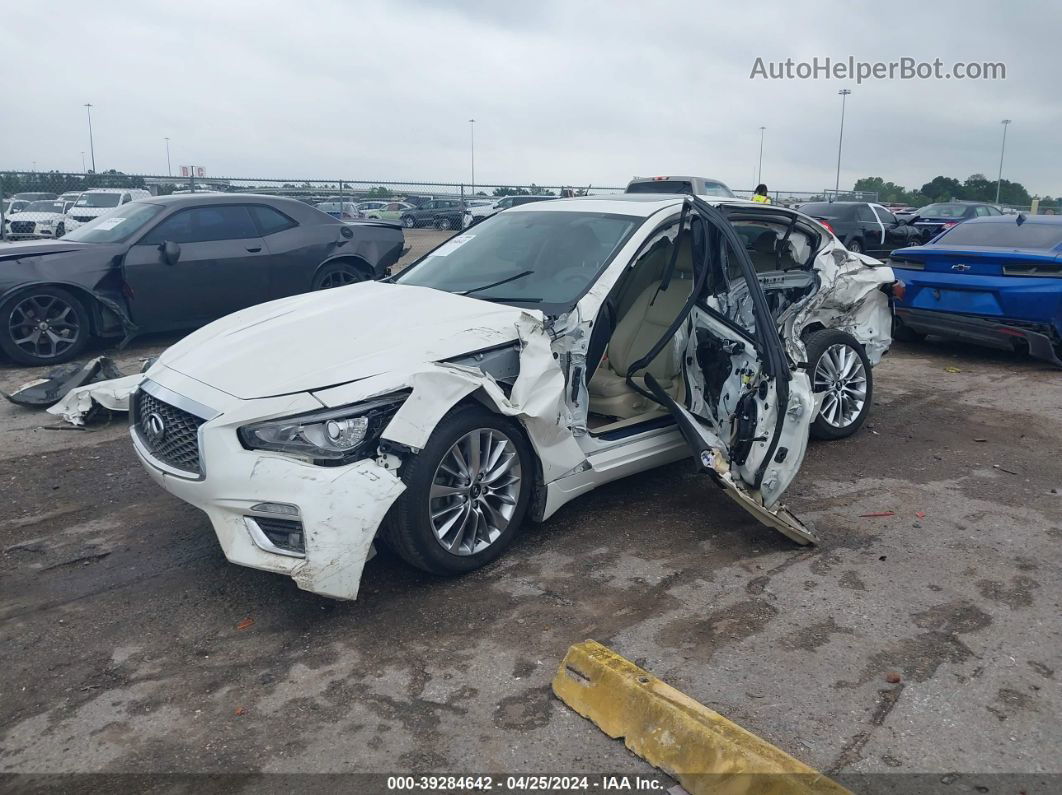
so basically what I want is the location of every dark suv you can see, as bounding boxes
[399,199,465,230]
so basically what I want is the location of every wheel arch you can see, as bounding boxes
[447,392,548,522]
[0,280,121,338]
[314,255,375,283]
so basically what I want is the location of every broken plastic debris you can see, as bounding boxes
[859,511,895,518]
[944,366,961,373]
[234,706,246,716]
[885,672,902,684]
[236,617,255,631]
[993,464,1019,475]
[915,511,926,519]
[3,357,123,408]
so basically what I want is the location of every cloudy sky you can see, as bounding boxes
[4,1,1059,195]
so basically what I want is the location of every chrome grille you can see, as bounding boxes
[133,389,205,475]
[11,221,35,234]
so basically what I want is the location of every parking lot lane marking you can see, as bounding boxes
[552,640,850,795]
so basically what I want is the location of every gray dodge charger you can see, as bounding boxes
[0,193,405,366]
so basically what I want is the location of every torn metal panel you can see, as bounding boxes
[780,249,895,367]
[313,312,589,486]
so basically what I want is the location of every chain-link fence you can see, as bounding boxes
[0,171,633,239]
[0,169,890,241]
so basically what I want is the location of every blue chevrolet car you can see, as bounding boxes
[889,214,1062,366]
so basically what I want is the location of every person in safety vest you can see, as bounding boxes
[752,184,772,204]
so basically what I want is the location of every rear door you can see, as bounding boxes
[634,202,816,543]
[855,203,885,254]
[123,204,271,329]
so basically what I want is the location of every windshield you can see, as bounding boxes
[919,203,967,218]
[396,210,641,308]
[62,202,164,243]
[26,201,63,213]
[75,193,123,208]
[938,221,1062,250]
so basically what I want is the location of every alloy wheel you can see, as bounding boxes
[318,269,360,289]
[814,343,868,428]
[8,294,82,360]
[428,428,522,556]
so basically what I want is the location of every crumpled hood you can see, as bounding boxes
[157,281,533,399]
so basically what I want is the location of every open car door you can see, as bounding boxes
[627,199,817,544]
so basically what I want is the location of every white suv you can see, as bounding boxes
[65,188,151,232]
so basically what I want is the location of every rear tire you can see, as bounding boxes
[312,261,368,290]
[806,329,873,441]
[846,238,864,254]
[385,405,533,576]
[434,217,453,230]
[0,286,91,366]
[402,215,416,228]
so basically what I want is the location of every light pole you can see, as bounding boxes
[81,152,86,172]
[84,103,96,172]
[757,126,766,185]
[468,119,476,196]
[834,89,851,195]
[995,119,1012,205]
[165,137,172,177]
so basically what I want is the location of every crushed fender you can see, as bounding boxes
[552,640,849,795]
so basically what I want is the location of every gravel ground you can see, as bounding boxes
[0,275,1059,790]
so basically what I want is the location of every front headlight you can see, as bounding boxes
[238,392,407,464]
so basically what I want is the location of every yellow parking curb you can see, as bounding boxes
[551,640,849,795]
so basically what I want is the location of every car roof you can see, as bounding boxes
[506,194,758,218]
[82,187,133,193]
[137,192,308,208]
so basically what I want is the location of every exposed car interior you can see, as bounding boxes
[585,213,822,435]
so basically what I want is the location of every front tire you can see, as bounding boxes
[385,406,533,576]
[806,329,873,440]
[55,222,65,238]
[0,286,91,366]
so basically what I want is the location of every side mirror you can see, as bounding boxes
[160,240,181,266]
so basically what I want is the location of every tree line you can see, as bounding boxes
[853,174,1057,209]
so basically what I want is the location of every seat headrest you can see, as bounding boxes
[750,230,776,254]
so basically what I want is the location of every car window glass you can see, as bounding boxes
[141,205,258,244]
[250,205,297,235]
[396,210,640,308]
[939,221,1062,249]
[855,205,876,222]
[873,206,897,224]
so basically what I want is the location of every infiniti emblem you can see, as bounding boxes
[145,412,167,443]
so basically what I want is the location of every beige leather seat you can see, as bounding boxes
[588,242,693,419]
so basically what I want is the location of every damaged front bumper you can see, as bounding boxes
[129,368,408,600]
